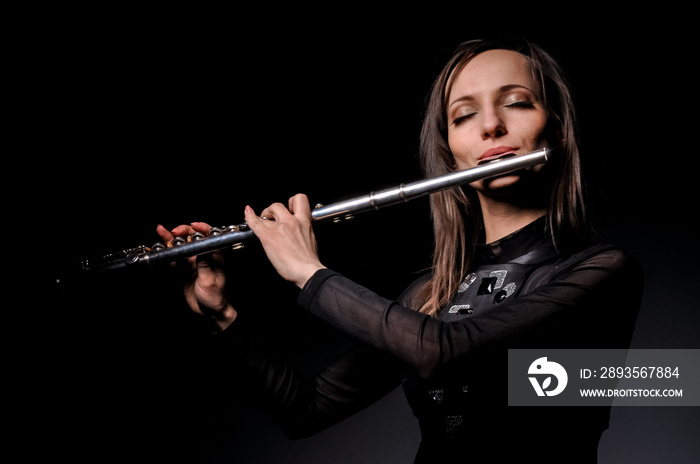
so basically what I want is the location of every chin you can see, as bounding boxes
[482,174,521,192]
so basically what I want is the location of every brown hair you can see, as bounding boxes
[415,38,591,316]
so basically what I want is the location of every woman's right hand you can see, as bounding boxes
[157,222,237,331]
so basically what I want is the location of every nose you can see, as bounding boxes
[481,108,507,140]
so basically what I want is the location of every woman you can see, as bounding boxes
[159,39,643,462]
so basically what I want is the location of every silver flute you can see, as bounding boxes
[82,147,549,272]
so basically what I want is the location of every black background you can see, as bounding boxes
[17,6,699,463]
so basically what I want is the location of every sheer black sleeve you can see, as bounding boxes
[297,247,643,379]
[218,312,403,439]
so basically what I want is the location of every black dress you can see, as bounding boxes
[222,218,643,463]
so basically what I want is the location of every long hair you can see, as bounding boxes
[414,38,591,316]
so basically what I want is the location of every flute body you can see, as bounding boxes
[82,148,549,272]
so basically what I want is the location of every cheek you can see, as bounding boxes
[447,129,478,170]
[524,113,550,145]
[453,155,472,171]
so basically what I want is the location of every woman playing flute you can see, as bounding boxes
[159,38,643,463]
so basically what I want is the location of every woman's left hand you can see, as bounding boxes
[244,193,326,288]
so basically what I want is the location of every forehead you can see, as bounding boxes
[448,49,534,99]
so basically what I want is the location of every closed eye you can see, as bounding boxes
[450,100,535,126]
[451,113,476,126]
[505,100,535,109]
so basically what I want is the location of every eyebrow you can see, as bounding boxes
[448,84,535,109]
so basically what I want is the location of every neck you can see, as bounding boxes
[478,193,546,243]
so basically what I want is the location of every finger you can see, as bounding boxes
[195,251,219,275]
[196,249,225,271]
[191,222,212,235]
[171,224,196,237]
[157,224,195,269]
[258,204,276,220]
[262,202,294,223]
[244,204,262,225]
[244,205,272,237]
[288,193,312,224]
[156,224,174,243]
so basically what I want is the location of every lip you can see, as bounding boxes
[478,146,518,161]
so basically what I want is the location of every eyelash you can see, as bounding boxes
[451,100,535,126]
[451,113,476,125]
[507,100,535,110]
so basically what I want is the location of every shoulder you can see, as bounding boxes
[563,244,642,275]
[525,244,643,292]
[557,244,644,293]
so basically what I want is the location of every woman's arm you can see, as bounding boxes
[220,313,404,438]
[245,194,642,379]
[297,248,643,379]
[158,221,403,438]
